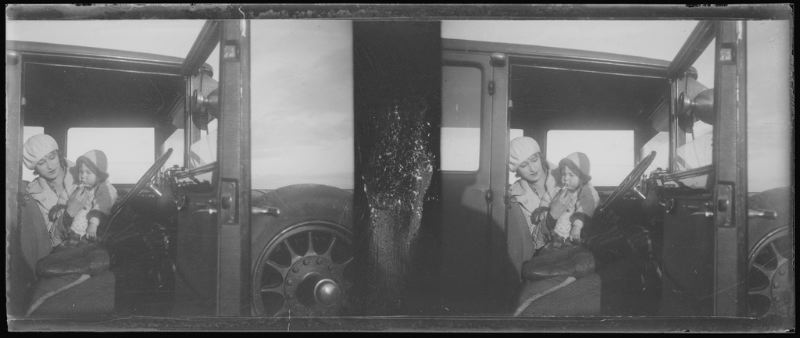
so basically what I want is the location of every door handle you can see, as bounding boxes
[690,211,714,218]
[192,200,218,215]
[194,207,218,215]
[748,209,777,220]
[251,206,280,217]
[686,203,714,218]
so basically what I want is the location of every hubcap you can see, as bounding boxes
[252,222,353,317]
[314,279,341,306]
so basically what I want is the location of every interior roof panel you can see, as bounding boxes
[509,65,666,129]
[23,62,183,128]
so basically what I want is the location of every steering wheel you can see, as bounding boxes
[100,148,173,242]
[596,150,656,215]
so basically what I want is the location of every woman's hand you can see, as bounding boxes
[65,187,92,216]
[48,204,67,222]
[86,217,99,240]
[569,219,584,242]
[531,207,549,225]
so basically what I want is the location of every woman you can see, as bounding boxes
[23,134,90,250]
[506,136,558,280]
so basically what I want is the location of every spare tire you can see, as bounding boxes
[249,184,353,317]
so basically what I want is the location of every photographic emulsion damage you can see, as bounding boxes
[5,4,794,332]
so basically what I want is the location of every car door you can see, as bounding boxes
[6,46,25,316]
[660,21,748,317]
[440,46,509,313]
[173,20,252,317]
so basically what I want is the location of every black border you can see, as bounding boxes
[5,3,795,333]
[5,3,794,20]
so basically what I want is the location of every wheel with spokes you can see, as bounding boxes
[747,226,794,319]
[249,184,354,317]
[252,221,353,317]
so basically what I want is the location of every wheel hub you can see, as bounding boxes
[314,279,341,306]
[283,255,342,313]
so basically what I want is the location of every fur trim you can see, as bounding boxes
[92,183,117,214]
[570,212,590,225]
[531,207,550,223]
[85,210,107,223]
[48,204,67,222]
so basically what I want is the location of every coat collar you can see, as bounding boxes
[26,161,77,199]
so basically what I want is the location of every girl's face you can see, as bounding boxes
[562,165,581,191]
[79,162,98,188]
[34,150,63,181]
[517,153,544,183]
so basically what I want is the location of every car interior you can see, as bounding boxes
[507,62,669,316]
[16,47,189,317]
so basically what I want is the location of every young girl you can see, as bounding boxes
[535,152,600,248]
[64,150,118,244]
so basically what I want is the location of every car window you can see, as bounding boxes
[442,65,482,172]
[675,120,712,171]
[546,130,634,186]
[641,131,668,176]
[674,38,715,171]
[187,41,220,170]
[162,128,185,169]
[189,118,217,168]
[67,127,154,184]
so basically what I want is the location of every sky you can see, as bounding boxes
[8,20,791,192]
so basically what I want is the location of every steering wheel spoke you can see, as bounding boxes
[102,148,174,241]
[598,151,656,214]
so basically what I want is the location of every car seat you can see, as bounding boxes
[515,244,602,316]
[19,192,116,317]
